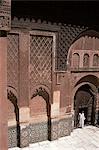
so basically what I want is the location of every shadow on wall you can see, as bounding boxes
[8,89,20,147]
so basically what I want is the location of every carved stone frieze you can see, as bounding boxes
[11,17,88,71]
[0,0,11,31]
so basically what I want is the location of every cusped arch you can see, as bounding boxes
[31,84,51,104]
[30,85,51,141]
[7,86,18,106]
[7,86,20,147]
[30,84,51,118]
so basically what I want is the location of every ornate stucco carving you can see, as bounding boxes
[0,0,11,31]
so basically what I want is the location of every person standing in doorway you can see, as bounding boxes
[79,111,86,128]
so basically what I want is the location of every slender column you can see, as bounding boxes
[0,33,7,150]
[0,0,11,149]
[95,93,99,125]
[51,91,60,117]
[79,53,84,68]
[19,32,30,147]
[89,53,93,68]
[19,32,30,107]
[50,90,60,140]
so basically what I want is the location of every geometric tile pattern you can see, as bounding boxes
[30,35,53,95]
[8,126,17,148]
[59,117,72,138]
[57,25,87,71]
[8,119,72,148]
[20,126,29,147]
[9,126,99,150]
[29,122,48,143]
[51,120,59,140]
[51,117,72,140]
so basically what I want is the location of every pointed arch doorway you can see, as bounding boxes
[74,84,96,128]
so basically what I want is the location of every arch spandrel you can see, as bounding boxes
[67,30,99,70]
[74,75,99,88]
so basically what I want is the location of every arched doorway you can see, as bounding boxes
[29,86,51,143]
[8,88,20,148]
[74,84,96,128]
[67,30,99,129]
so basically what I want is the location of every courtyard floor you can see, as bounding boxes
[9,125,99,150]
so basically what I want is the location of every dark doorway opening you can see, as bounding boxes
[74,84,96,128]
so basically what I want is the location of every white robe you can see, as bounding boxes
[79,113,85,128]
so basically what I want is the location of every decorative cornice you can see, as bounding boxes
[11,17,60,31]
[11,16,88,72]
[11,17,88,33]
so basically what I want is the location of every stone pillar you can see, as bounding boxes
[19,32,30,147]
[62,72,72,113]
[90,53,93,68]
[0,0,11,149]
[59,72,72,136]
[0,32,7,150]
[51,90,60,140]
[95,93,99,125]
[79,53,84,68]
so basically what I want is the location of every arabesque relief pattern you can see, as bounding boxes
[0,0,11,30]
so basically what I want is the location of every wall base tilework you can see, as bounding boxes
[20,126,29,148]
[8,116,72,148]
[8,126,17,148]
[29,122,48,144]
[50,115,72,140]
[50,119,59,140]
[58,116,72,138]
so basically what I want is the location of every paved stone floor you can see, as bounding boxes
[9,125,99,150]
